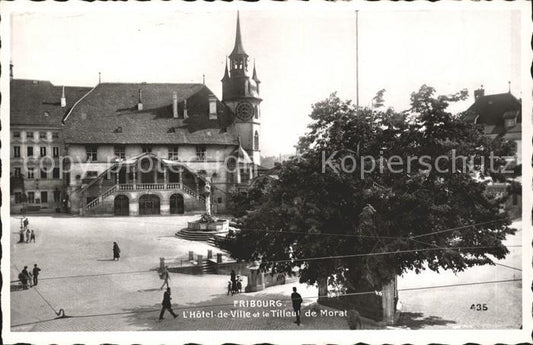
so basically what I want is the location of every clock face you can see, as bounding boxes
[236,102,254,121]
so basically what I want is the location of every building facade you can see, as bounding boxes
[10,80,91,213]
[10,14,261,216]
[462,86,522,218]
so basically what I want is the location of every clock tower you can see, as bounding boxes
[222,13,261,164]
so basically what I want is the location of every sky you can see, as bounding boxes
[10,8,522,156]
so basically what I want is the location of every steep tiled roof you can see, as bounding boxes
[10,79,92,127]
[464,93,521,126]
[463,92,521,139]
[63,83,238,145]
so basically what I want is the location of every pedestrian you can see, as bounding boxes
[32,264,41,286]
[25,228,31,243]
[18,269,28,290]
[291,287,303,326]
[30,230,36,243]
[19,229,24,243]
[160,266,170,290]
[230,270,237,295]
[227,281,232,296]
[27,271,33,287]
[236,275,242,293]
[158,287,178,320]
[21,266,32,289]
[113,242,121,261]
[23,217,29,230]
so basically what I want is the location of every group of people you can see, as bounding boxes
[228,269,243,295]
[18,264,41,290]
[18,217,36,243]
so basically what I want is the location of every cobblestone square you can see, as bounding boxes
[9,215,522,331]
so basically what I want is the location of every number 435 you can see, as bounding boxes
[470,304,488,311]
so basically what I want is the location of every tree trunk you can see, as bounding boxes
[317,276,328,302]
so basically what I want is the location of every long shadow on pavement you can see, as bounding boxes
[396,312,456,329]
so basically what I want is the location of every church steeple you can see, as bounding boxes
[221,11,262,166]
[230,12,248,58]
[228,12,249,77]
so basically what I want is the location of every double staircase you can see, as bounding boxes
[85,183,205,211]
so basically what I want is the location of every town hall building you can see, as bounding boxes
[10,14,262,216]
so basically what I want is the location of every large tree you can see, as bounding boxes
[222,85,516,295]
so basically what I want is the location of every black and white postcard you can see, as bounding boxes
[2,1,531,344]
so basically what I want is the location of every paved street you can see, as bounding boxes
[9,215,522,331]
[396,219,522,329]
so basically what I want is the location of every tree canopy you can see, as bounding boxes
[222,85,517,294]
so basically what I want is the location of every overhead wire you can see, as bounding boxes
[11,277,521,328]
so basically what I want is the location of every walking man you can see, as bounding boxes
[159,287,178,320]
[32,264,41,286]
[30,230,36,243]
[113,242,121,261]
[291,287,303,326]
[25,228,31,243]
[23,217,29,230]
[230,270,237,295]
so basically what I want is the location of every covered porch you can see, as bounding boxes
[80,153,209,216]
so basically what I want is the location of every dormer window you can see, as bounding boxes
[208,95,217,120]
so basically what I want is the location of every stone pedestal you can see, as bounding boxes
[245,269,265,292]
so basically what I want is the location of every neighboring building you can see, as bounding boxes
[462,86,522,218]
[463,86,522,165]
[9,79,91,213]
[8,13,262,216]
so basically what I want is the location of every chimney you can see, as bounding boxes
[60,86,66,108]
[209,94,217,120]
[137,89,143,111]
[10,63,13,79]
[474,85,485,100]
[172,91,178,118]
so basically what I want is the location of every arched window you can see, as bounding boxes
[254,131,259,151]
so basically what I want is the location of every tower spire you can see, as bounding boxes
[222,57,230,81]
[230,12,248,58]
[252,59,260,83]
